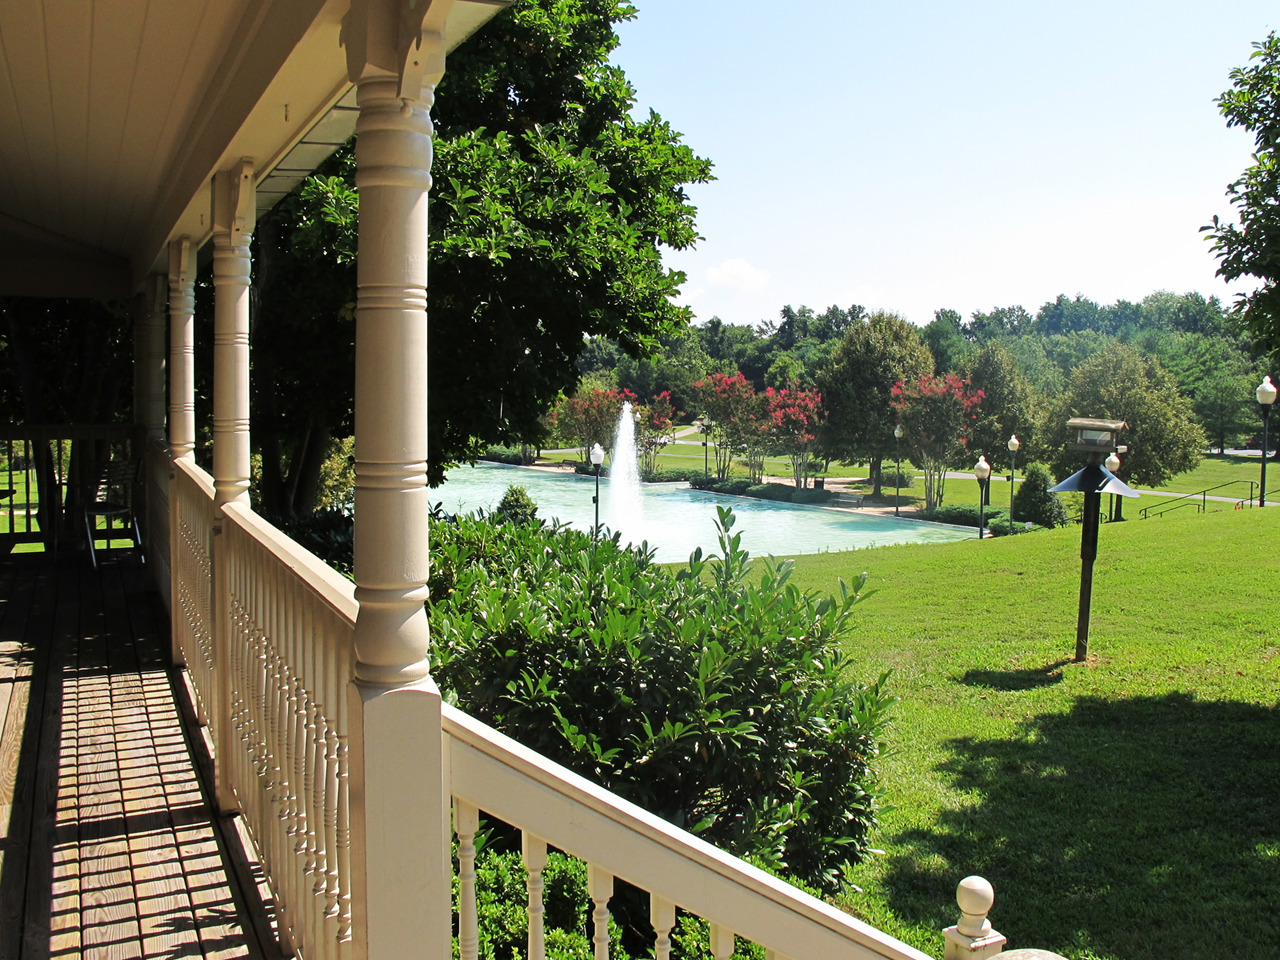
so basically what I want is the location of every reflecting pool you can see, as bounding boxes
[430,462,971,563]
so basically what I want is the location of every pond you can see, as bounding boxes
[430,462,972,564]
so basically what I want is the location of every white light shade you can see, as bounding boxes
[974,455,991,480]
[1105,453,1120,472]
[589,443,605,466]
[894,424,904,439]
[1007,434,1020,452]
[1259,375,1278,406]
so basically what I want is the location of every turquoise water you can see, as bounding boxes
[430,462,972,563]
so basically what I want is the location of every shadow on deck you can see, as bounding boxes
[0,547,279,960]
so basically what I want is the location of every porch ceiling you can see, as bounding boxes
[0,0,506,301]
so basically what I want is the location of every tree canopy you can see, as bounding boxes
[1205,32,1280,361]
[249,0,713,497]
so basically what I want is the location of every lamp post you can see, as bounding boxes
[1007,434,1020,534]
[1049,418,1139,662]
[696,416,712,482]
[1258,375,1276,507]
[894,423,904,517]
[590,442,604,537]
[974,455,991,539]
[1105,452,1120,521]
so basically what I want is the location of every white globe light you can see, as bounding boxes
[589,443,605,466]
[894,423,904,439]
[1105,453,1120,472]
[1007,434,1020,452]
[1258,375,1278,406]
[974,455,991,480]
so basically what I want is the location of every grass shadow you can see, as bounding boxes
[957,659,1072,692]
[879,693,1280,960]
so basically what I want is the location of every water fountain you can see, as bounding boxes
[606,402,643,532]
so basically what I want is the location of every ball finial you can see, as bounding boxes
[955,875,994,937]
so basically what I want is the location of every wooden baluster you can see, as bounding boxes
[336,730,352,952]
[522,833,547,960]
[588,865,613,960]
[650,896,674,960]
[455,799,480,960]
[709,923,734,960]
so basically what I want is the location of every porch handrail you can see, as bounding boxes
[445,705,933,960]
[172,458,217,727]
[1138,479,1260,519]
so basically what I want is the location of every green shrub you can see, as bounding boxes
[1014,462,1070,528]
[690,477,753,495]
[745,483,795,502]
[641,467,702,483]
[986,517,1046,537]
[880,468,916,489]
[496,484,538,524]
[482,444,534,466]
[917,504,1006,528]
[791,488,834,505]
[574,462,609,477]
[430,507,892,892]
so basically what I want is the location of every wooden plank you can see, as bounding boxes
[101,556,206,960]
[0,558,57,960]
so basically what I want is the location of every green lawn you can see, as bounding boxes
[768,507,1280,960]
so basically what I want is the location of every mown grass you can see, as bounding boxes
[770,507,1280,960]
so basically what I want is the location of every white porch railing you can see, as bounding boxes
[171,458,216,726]
[169,474,1011,960]
[144,438,171,609]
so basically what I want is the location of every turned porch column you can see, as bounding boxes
[168,237,196,462]
[145,274,168,444]
[342,1,455,957]
[211,160,255,508]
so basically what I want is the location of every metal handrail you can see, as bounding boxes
[1139,479,1260,519]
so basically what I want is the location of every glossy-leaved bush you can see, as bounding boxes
[429,506,893,892]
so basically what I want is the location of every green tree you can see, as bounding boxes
[965,304,1033,342]
[1042,342,1205,487]
[890,374,984,511]
[957,342,1037,472]
[1194,368,1257,453]
[259,0,713,492]
[921,308,969,374]
[816,310,934,496]
[1204,32,1280,360]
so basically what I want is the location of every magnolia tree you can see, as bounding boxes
[766,385,824,488]
[553,387,634,461]
[635,391,675,474]
[891,375,984,510]
[694,372,764,479]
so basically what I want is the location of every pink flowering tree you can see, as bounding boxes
[766,385,825,488]
[694,372,761,479]
[635,391,675,474]
[890,375,984,510]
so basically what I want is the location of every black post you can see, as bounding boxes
[1075,487,1102,662]
[703,432,709,482]
[1009,448,1017,534]
[978,478,986,539]
[1262,404,1271,508]
[593,463,601,537]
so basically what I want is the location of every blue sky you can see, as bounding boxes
[611,1,1278,329]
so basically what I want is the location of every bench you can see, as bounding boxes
[832,492,864,508]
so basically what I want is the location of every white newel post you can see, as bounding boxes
[210,160,256,815]
[943,876,1006,960]
[168,237,196,463]
[341,1,456,958]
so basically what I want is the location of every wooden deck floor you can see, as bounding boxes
[0,549,276,960]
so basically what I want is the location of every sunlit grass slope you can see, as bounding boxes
[777,507,1280,960]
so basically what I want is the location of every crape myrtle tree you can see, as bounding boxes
[890,375,984,511]
[816,310,933,497]
[255,0,713,500]
[694,372,761,480]
[1205,32,1280,364]
[552,386,633,461]
[765,385,824,489]
[1042,342,1205,488]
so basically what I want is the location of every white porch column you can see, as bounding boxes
[342,1,455,958]
[211,160,255,508]
[168,237,196,461]
[145,274,168,443]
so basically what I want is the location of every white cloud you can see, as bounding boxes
[705,258,770,294]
